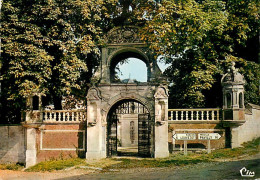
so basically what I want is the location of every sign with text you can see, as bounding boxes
[198,133,221,140]
[173,133,196,140]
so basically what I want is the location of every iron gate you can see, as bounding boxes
[107,114,118,157]
[138,113,152,157]
[107,101,153,157]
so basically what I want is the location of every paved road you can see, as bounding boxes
[58,154,260,180]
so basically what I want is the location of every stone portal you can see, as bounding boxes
[86,26,169,159]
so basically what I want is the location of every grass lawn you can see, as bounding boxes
[0,163,24,171]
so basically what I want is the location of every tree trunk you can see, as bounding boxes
[53,95,62,110]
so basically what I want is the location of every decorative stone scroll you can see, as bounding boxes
[106,26,142,44]
[87,87,101,101]
[154,87,169,99]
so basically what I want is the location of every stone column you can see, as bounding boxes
[154,86,169,158]
[100,47,109,83]
[86,87,106,160]
[25,128,37,168]
[231,127,240,148]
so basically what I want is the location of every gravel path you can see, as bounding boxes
[0,153,259,180]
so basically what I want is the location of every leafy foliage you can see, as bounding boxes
[0,0,117,122]
[0,0,259,123]
[140,0,259,107]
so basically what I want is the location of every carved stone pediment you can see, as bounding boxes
[106,26,142,44]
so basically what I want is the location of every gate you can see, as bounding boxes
[107,114,118,157]
[138,114,152,157]
[107,101,153,157]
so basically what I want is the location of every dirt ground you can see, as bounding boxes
[0,153,259,180]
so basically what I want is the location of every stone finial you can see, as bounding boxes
[221,62,245,85]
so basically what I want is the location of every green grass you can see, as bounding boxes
[25,158,86,172]
[13,137,260,172]
[104,156,209,170]
[107,137,259,169]
[208,137,260,159]
[0,163,24,170]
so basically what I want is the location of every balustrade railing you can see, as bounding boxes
[168,108,221,121]
[42,110,86,123]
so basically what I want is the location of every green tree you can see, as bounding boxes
[139,0,259,108]
[0,0,116,123]
[0,0,259,123]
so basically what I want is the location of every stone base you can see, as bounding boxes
[154,150,169,158]
[25,150,37,168]
[86,151,106,160]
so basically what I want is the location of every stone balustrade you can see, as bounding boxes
[168,108,221,121]
[42,110,86,123]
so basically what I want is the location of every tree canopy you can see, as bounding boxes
[0,0,116,122]
[139,0,259,108]
[0,0,259,123]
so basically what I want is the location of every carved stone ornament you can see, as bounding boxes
[87,87,101,101]
[108,48,118,56]
[221,62,245,85]
[154,87,168,99]
[101,109,107,123]
[106,26,142,44]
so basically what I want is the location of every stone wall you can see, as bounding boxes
[0,125,26,164]
[1,105,258,166]
[231,104,260,147]
[34,123,86,163]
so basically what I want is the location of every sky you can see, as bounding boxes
[115,58,170,82]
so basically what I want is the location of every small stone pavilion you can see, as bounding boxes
[0,26,259,168]
[221,61,246,121]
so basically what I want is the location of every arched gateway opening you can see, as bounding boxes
[109,50,149,83]
[107,99,153,157]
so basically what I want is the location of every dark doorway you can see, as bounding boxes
[107,100,153,157]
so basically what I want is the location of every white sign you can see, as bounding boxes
[198,133,221,140]
[173,133,196,140]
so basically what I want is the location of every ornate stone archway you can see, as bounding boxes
[105,99,152,157]
[86,26,169,159]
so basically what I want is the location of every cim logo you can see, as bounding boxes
[240,167,255,177]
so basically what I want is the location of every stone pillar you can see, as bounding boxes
[231,127,240,148]
[86,87,106,160]
[100,47,109,83]
[25,128,37,168]
[154,86,169,158]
